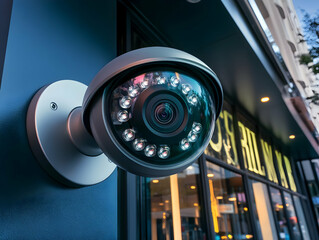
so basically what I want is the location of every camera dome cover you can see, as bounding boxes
[86,47,223,176]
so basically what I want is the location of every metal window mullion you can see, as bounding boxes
[118,168,128,240]
[199,155,216,240]
[0,0,13,89]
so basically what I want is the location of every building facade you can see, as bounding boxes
[1,0,319,239]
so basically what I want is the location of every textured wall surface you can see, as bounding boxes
[0,0,117,239]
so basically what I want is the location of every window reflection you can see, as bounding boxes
[206,162,253,240]
[293,196,310,240]
[149,176,173,239]
[269,187,290,240]
[300,160,319,227]
[148,163,207,240]
[312,159,319,179]
[283,192,301,240]
[249,180,278,240]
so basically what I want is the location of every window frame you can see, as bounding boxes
[117,1,315,239]
[0,0,13,89]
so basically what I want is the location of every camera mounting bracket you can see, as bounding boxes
[26,80,116,187]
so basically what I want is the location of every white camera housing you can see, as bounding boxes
[26,47,223,187]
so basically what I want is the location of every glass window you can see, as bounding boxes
[205,102,239,168]
[300,160,319,226]
[274,150,289,189]
[283,192,302,240]
[249,180,278,240]
[206,161,253,240]
[312,159,319,180]
[293,196,310,240]
[301,160,315,181]
[147,162,207,240]
[269,187,290,240]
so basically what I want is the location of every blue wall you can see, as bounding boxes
[0,0,118,239]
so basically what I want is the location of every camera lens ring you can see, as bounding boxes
[154,102,175,125]
[143,89,187,135]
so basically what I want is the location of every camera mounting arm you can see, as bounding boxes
[26,80,116,187]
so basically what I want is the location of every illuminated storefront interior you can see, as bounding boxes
[144,101,314,240]
[114,1,319,238]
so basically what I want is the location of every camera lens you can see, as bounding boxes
[142,93,185,135]
[154,103,174,124]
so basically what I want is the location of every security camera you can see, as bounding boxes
[26,47,223,187]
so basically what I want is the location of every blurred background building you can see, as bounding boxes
[252,0,319,145]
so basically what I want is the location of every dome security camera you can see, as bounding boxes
[26,47,223,187]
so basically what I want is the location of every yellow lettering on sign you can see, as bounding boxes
[224,111,238,166]
[250,130,265,176]
[238,121,265,176]
[238,121,251,170]
[284,156,297,192]
[206,110,238,167]
[209,112,223,153]
[260,140,278,183]
[275,150,289,188]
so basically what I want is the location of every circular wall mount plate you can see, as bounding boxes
[27,80,116,187]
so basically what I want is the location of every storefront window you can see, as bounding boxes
[249,180,278,240]
[147,163,207,240]
[312,159,319,181]
[283,192,302,240]
[269,187,290,240]
[300,160,319,226]
[205,102,239,168]
[206,162,253,240]
[293,196,310,240]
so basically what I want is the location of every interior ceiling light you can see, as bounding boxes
[261,96,270,103]
[289,135,295,139]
